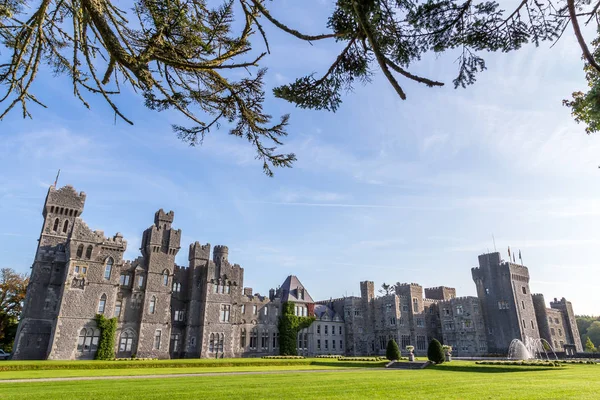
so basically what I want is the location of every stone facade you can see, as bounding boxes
[12,186,583,360]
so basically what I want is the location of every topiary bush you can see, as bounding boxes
[95,314,117,360]
[278,302,315,356]
[427,338,445,364]
[386,339,401,361]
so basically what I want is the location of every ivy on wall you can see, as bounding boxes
[278,302,315,356]
[95,314,117,360]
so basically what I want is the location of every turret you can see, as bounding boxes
[189,242,210,261]
[213,245,228,264]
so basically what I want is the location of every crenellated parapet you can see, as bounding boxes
[189,242,211,261]
[44,185,86,216]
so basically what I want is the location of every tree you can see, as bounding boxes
[585,336,597,353]
[379,282,395,296]
[386,338,401,361]
[0,268,28,352]
[1,0,596,174]
[427,338,445,364]
[585,321,600,349]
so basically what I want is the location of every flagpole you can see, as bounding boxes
[54,169,61,187]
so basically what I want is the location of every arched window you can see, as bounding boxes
[218,333,224,352]
[53,218,60,231]
[209,333,215,352]
[119,330,134,353]
[240,328,247,348]
[104,257,113,280]
[85,245,93,259]
[250,328,258,349]
[62,219,69,233]
[76,244,84,258]
[149,296,156,314]
[77,328,100,354]
[98,294,106,314]
[162,270,169,286]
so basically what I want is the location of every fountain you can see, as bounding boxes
[507,337,558,360]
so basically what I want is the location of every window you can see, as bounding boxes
[115,300,122,317]
[401,335,411,348]
[325,340,328,350]
[98,294,106,314]
[77,328,100,354]
[85,245,93,259]
[416,318,424,327]
[253,305,257,315]
[456,305,463,315]
[153,330,162,350]
[548,316,553,323]
[76,244,84,258]
[104,258,113,280]
[53,218,60,232]
[241,304,246,314]
[551,328,556,335]
[272,332,279,348]
[250,328,258,349]
[413,298,419,312]
[333,339,336,349]
[522,286,527,295]
[217,333,224,352]
[120,274,130,286]
[531,320,535,329]
[190,337,196,347]
[521,301,525,310]
[325,325,329,335]
[402,304,409,312]
[355,309,361,316]
[417,336,426,351]
[340,340,343,350]
[74,265,80,273]
[213,284,219,294]
[558,328,563,336]
[82,266,87,274]
[554,318,559,324]
[462,320,472,328]
[241,329,247,348]
[264,307,268,316]
[379,336,386,350]
[220,304,231,322]
[171,333,180,352]
[172,282,181,293]
[162,270,169,286]
[149,296,156,314]
[317,339,321,350]
[331,325,335,335]
[522,319,526,329]
[63,220,69,233]
[339,326,342,335]
[261,331,269,349]
[174,310,185,321]
[317,325,321,334]
[225,284,230,294]
[119,331,133,352]
[138,275,144,289]
[498,301,510,310]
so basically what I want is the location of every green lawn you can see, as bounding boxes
[0,361,598,399]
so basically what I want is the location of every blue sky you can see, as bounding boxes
[1,1,599,315]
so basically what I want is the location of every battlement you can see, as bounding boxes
[154,209,174,226]
[398,282,423,287]
[189,242,210,261]
[214,245,228,254]
[425,286,456,300]
[45,185,86,216]
[101,232,127,250]
[478,252,501,268]
[438,295,479,304]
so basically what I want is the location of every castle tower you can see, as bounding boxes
[550,297,583,352]
[182,242,211,358]
[472,252,539,354]
[13,185,86,359]
[135,209,181,359]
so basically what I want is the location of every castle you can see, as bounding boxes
[12,185,583,360]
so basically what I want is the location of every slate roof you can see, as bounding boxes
[279,275,314,304]
[314,304,340,320]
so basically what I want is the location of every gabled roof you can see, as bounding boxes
[279,275,314,304]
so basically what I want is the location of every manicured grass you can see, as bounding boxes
[0,362,598,399]
[0,358,386,379]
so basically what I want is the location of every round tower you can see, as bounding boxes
[213,245,228,263]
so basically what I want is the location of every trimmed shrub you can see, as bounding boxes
[95,314,117,361]
[261,356,305,359]
[427,339,445,364]
[386,339,401,361]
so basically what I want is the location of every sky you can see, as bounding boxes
[1,1,599,315]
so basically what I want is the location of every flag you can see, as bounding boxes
[54,169,61,187]
[508,246,511,259]
[519,250,522,262]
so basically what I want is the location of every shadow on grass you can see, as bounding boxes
[429,364,558,374]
